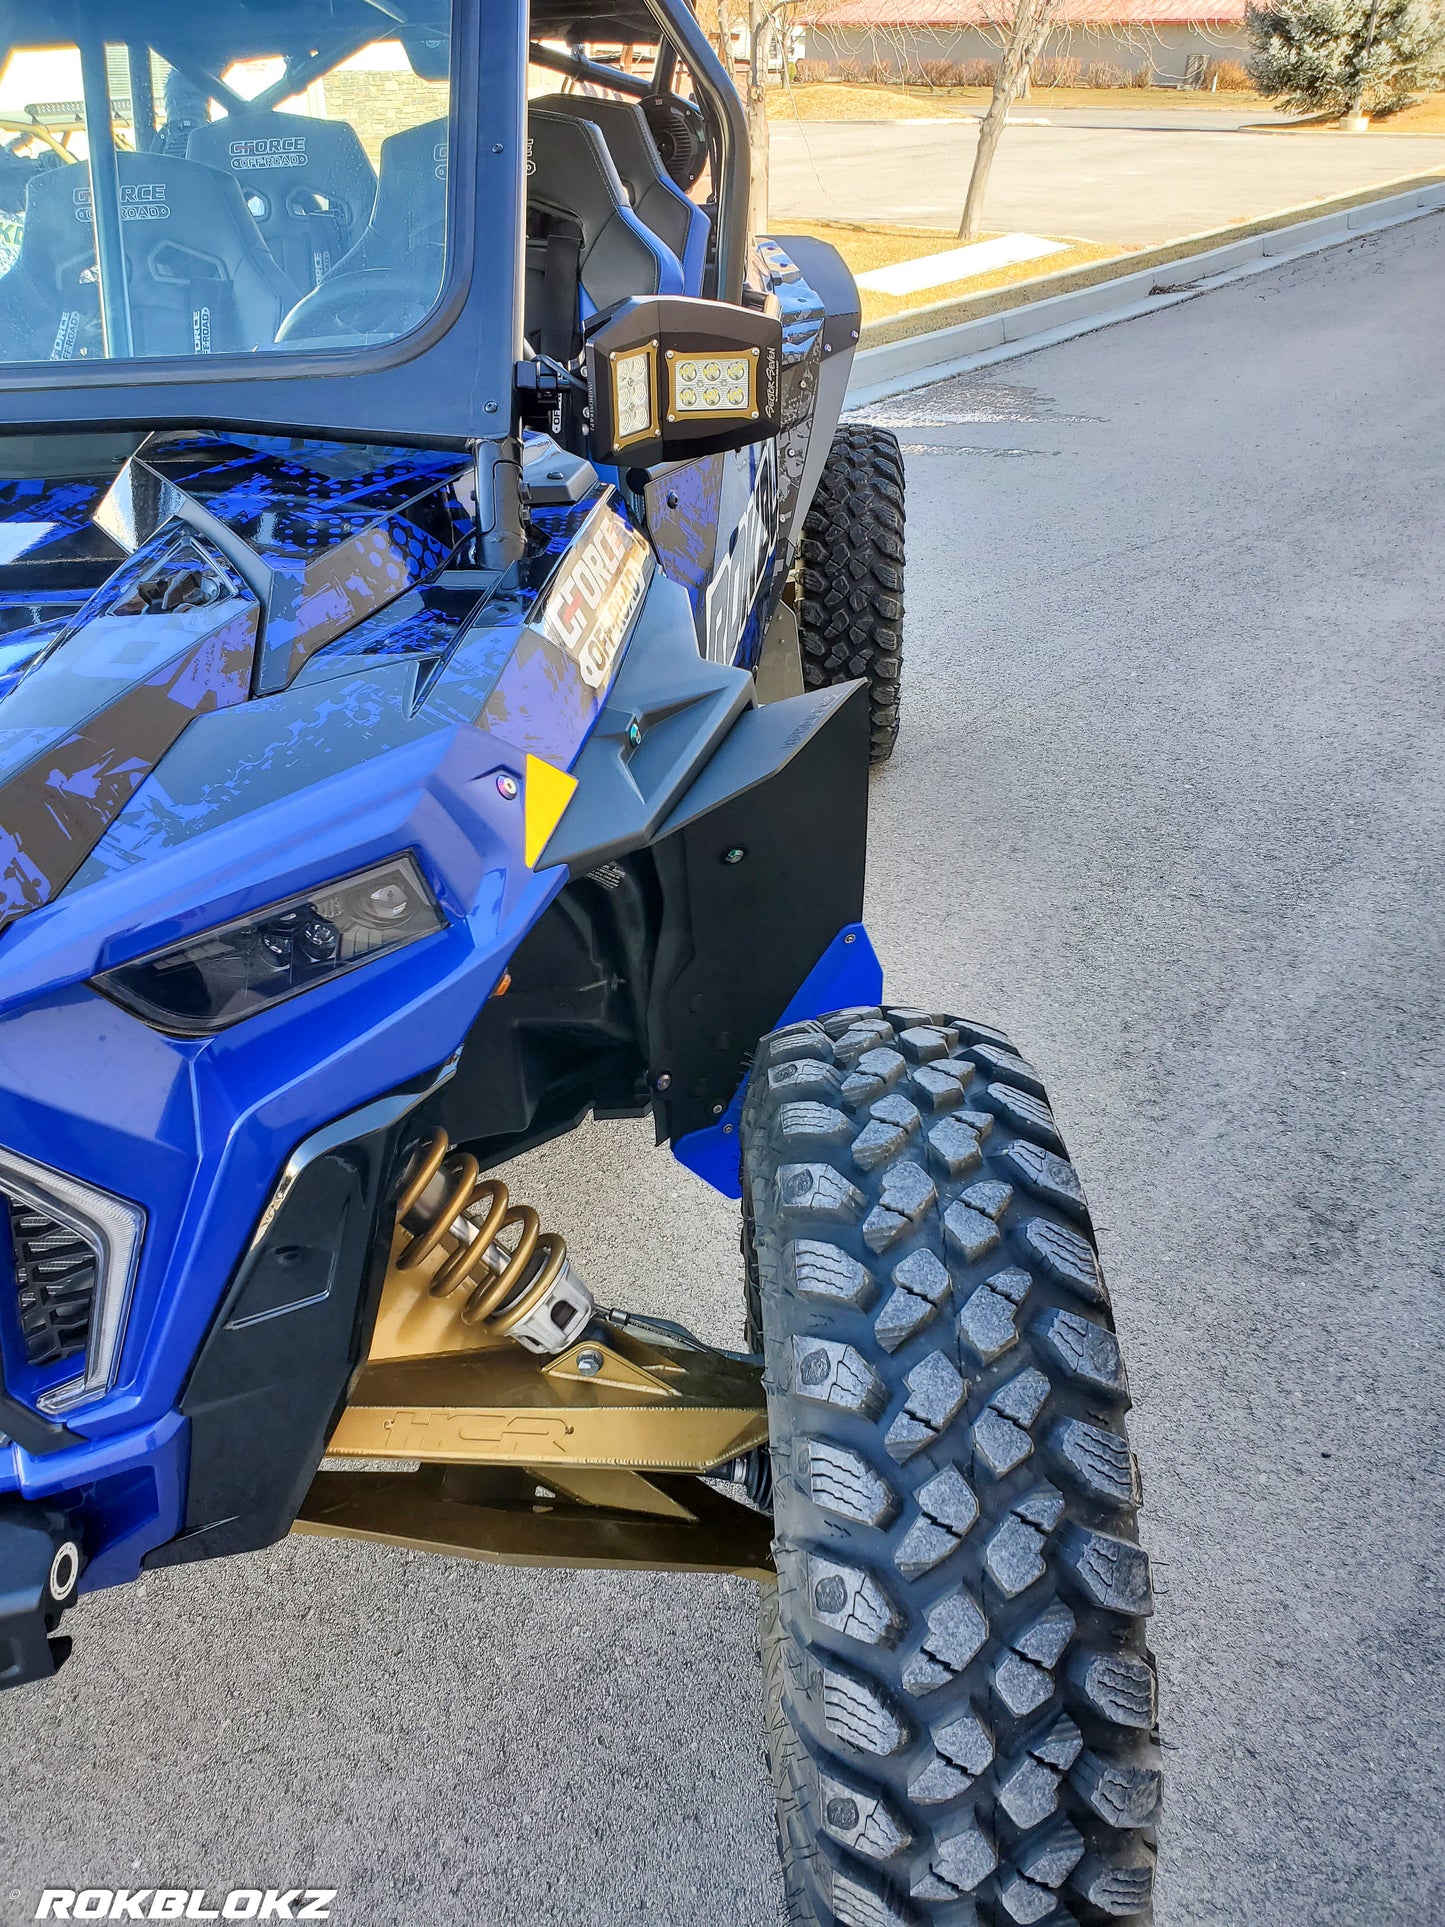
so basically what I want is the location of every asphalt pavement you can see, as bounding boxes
[5,215,1445,1926]
[770,115,1445,244]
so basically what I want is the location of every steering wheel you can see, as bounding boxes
[277,267,435,344]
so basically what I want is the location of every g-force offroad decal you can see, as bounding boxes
[703,442,778,666]
[75,182,169,223]
[226,136,310,170]
[535,501,650,690]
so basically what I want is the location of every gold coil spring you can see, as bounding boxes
[395,1129,568,1340]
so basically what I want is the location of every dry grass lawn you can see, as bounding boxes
[1183,93,1445,132]
[1377,94,1445,131]
[771,217,1127,320]
[765,81,1261,121]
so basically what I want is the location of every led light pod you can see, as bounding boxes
[582,295,783,467]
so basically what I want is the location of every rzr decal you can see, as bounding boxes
[703,442,778,666]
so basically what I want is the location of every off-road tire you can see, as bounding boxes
[742,1007,1158,1926]
[797,426,905,764]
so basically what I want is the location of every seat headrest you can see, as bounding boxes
[21,151,283,281]
[528,109,679,309]
[532,94,670,208]
[13,151,297,354]
[187,110,377,229]
[372,118,450,249]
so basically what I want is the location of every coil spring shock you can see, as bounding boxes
[394,1129,571,1342]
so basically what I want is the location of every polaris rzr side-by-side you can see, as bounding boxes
[0,4,1159,1920]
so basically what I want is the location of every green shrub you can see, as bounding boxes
[1246,0,1445,113]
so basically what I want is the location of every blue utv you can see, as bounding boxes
[0,2,1160,1920]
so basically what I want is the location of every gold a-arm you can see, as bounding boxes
[294,1134,773,1579]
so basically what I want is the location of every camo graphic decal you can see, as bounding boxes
[643,456,723,594]
[0,531,252,775]
[135,435,472,550]
[73,665,439,882]
[478,629,596,767]
[100,433,473,692]
[0,475,128,582]
[0,441,647,919]
[754,238,827,543]
[0,621,67,704]
[292,585,488,685]
[0,550,258,930]
[525,498,602,565]
[264,513,456,686]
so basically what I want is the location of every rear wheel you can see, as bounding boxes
[796,426,905,765]
[742,1007,1159,1926]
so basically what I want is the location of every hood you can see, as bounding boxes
[0,431,474,935]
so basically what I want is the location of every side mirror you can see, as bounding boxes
[581,296,783,468]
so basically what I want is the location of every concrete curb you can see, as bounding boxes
[845,178,1445,405]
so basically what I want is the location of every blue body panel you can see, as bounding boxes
[0,236,866,1603]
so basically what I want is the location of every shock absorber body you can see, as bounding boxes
[393,1131,594,1354]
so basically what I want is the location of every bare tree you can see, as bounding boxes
[958,0,1066,239]
[736,0,848,231]
[691,0,773,229]
[746,0,776,230]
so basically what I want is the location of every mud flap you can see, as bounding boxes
[646,678,871,1155]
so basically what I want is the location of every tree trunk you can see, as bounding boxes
[957,0,1062,241]
[711,0,734,75]
[959,89,1009,239]
[748,2,774,234]
[1345,0,1384,116]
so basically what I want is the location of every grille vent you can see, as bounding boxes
[5,1197,97,1367]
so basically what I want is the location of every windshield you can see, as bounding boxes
[0,2,454,368]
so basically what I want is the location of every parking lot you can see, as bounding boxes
[6,215,1445,1926]
[770,112,1445,243]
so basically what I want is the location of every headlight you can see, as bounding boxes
[93,855,444,1036]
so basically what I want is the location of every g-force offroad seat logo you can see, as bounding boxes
[226,137,309,170]
[703,442,779,666]
[537,503,650,690]
[74,183,169,223]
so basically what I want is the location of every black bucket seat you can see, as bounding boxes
[187,109,377,292]
[0,151,298,360]
[525,107,684,357]
[278,113,683,356]
[530,94,709,292]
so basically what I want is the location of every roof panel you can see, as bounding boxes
[801,0,1247,24]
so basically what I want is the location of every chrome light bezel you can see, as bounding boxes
[0,1147,145,1415]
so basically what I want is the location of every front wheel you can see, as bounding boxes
[743,1007,1159,1926]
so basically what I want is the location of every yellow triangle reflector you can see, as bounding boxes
[523,754,578,869]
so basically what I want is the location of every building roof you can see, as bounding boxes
[802,0,1247,25]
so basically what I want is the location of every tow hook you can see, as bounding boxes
[0,1500,84,1689]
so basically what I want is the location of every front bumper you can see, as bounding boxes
[0,1497,83,1689]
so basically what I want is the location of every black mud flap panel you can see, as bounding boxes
[646,679,869,1141]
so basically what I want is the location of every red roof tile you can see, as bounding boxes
[803,0,1246,24]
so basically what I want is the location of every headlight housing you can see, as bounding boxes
[94,855,444,1036]
[0,1149,144,1415]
